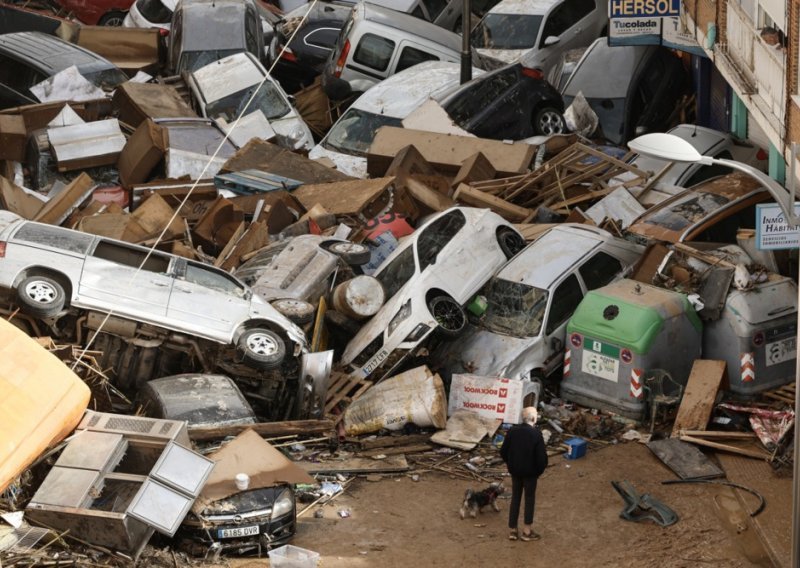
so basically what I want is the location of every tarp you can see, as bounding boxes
[0,318,90,492]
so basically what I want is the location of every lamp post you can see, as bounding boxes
[628,132,800,567]
[460,0,472,84]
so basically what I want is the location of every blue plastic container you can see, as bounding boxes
[564,437,587,460]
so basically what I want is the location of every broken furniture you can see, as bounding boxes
[25,411,214,559]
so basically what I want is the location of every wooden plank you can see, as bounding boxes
[453,183,533,222]
[293,177,394,218]
[452,151,496,188]
[298,454,409,474]
[360,444,432,458]
[679,434,770,460]
[359,434,432,450]
[188,419,334,442]
[679,430,757,439]
[405,177,456,212]
[671,360,727,437]
[34,172,94,226]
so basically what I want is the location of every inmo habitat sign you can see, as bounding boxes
[609,0,680,18]
[756,202,800,250]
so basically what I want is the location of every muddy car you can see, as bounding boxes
[235,235,371,323]
[0,211,306,373]
[341,207,525,380]
[434,224,643,382]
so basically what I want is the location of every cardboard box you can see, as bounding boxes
[77,26,160,76]
[0,114,27,162]
[117,119,168,188]
[113,82,197,129]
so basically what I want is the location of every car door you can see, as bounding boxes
[166,259,252,340]
[78,240,174,320]
[541,273,584,376]
[413,209,476,301]
[536,0,597,69]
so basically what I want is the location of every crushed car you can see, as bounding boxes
[433,224,643,382]
[341,207,525,381]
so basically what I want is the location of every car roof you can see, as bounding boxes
[360,3,461,51]
[349,61,476,117]
[562,38,654,98]
[488,0,560,15]
[191,52,265,103]
[0,31,117,76]
[178,0,251,50]
[497,224,614,289]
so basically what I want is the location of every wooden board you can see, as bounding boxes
[298,455,409,474]
[671,360,727,437]
[646,438,724,479]
[293,177,394,218]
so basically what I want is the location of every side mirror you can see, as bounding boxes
[550,337,563,352]
[543,35,560,47]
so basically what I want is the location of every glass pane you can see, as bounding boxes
[128,479,194,536]
[150,441,214,496]
[396,46,439,73]
[417,210,466,271]
[376,246,416,299]
[353,33,395,71]
[482,278,549,338]
[184,262,247,297]
[471,14,543,49]
[546,274,583,334]
[579,251,623,291]
[15,223,94,254]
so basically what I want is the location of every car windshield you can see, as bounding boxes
[322,108,403,156]
[481,277,548,338]
[471,14,543,49]
[376,246,416,300]
[562,94,627,146]
[642,191,731,232]
[136,0,172,23]
[179,49,242,74]
[206,81,291,121]
[83,68,129,90]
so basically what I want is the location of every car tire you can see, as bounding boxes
[271,298,316,325]
[16,276,66,318]
[533,107,566,136]
[98,10,126,26]
[323,241,372,266]
[428,295,466,337]
[237,328,286,370]
[324,309,362,336]
[497,227,525,259]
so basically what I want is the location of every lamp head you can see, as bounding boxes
[628,133,705,163]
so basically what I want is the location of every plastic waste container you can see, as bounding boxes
[268,544,320,568]
[561,279,702,421]
[704,275,797,396]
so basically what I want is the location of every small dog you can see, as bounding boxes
[459,482,504,519]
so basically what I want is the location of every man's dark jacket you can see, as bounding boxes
[500,423,548,477]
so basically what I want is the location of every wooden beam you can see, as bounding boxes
[679,434,770,460]
[671,360,727,437]
[188,419,334,442]
[453,183,533,222]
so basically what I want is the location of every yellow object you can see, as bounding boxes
[0,319,90,493]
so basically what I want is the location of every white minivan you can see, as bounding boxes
[310,60,483,177]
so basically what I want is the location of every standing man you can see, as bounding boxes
[500,406,548,541]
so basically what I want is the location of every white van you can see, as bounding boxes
[310,61,483,177]
[321,2,468,100]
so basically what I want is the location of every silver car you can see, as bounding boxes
[0,211,306,370]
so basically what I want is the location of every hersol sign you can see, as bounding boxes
[609,0,680,18]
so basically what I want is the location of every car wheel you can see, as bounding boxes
[237,328,286,370]
[324,309,362,336]
[98,10,126,26]
[497,227,525,259]
[323,241,372,266]
[533,107,566,136]
[271,298,316,325]
[428,295,466,337]
[17,276,66,318]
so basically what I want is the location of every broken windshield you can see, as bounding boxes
[481,278,548,338]
[206,81,291,122]
[322,108,403,156]
[376,246,416,300]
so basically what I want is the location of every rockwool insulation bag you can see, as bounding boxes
[344,366,447,436]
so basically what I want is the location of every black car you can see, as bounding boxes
[560,38,692,145]
[268,7,347,93]
[0,32,128,110]
[439,62,566,139]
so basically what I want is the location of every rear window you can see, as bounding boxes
[83,67,128,90]
[353,33,394,71]
[136,0,172,23]
[14,223,94,254]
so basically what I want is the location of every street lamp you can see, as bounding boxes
[628,132,800,567]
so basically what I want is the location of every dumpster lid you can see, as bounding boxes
[726,276,797,325]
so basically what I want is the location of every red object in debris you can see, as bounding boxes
[91,186,129,209]
[308,217,322,235]
[365,212,414,240]
[51,0,134,25]
[334,39,350,78]
[521,66,544,80]
[0,242,6,258]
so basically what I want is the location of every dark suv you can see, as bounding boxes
[0,32,128,109]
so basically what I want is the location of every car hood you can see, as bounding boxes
[476,47,528,64]
[308,145,368,178]
[435,324,544,380]
[199,486,285,517]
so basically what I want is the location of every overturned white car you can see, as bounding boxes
[342,207,525,380]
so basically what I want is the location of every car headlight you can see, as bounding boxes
[271,489,294,520]
[404,323,430,343]
[288,126,305,148]
[388,300,412,336]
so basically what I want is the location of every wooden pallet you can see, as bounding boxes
[324,371,373,414]
[763,382,796,405]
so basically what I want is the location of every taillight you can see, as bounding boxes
[521,66,544,80]
[280,47,297,62]
[0,242,6,257]
[756,148,768,161]
[334,39,350,78]
[159,28,169,37]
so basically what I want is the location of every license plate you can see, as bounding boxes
[361,347,389,376]
[217,525,259,539]
[766,336,796,366]
[581,351,619,382]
